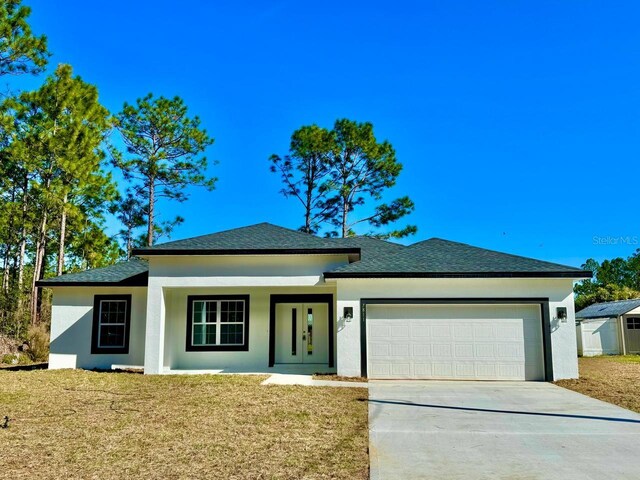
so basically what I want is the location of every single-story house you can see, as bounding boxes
[575,299,640,356]
[39,223,591,381]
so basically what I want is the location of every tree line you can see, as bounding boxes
[574,251,640,310]
[0,1,417,340]
[0,1,216,336]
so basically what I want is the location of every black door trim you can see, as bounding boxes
[360,297,553,381]
[269,294,334,368]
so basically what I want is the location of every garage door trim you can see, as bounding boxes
[360,298,552,381]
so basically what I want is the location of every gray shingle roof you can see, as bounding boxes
[39,224,591,286]
[324,238,591,278]
[576,298,640,319]
[36,258,148,286]
[333,235,406,257]
[132,223,359,255]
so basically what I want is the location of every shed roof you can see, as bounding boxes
[576,298,640,319]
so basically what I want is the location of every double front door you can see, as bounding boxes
[275,303,329,364]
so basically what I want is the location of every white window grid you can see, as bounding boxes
[98,299,127,348]
[192,300,245,346]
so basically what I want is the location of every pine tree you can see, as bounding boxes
[112,94,215,246]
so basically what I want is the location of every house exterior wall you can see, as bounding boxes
[333,277,579,380]
[47,255,581,380]
[147,254,349,287]
[48,286,147,369]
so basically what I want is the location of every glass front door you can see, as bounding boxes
[274,303,329,364]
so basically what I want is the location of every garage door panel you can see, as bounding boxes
[410,323,432,337]
[370,324,391,338]
[432,362,453,377]
[474,343,498,358]
[412,344,432,356]
[454,343,474,357]
[474,325,496,339]
[367,304,544,381]
[390,343,410,356]
[369,362,391,377]
[454,324,473,339]
[496,343,521,358]
[369,342,391,357]
[432,325,452,338]
[455,362,475,377]
[432,344,452,357]
[413,363,433,376]
[476,363,497,377]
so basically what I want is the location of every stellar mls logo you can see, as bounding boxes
[592,235,639,245]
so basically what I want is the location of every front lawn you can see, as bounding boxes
[0,370,369,479]
[555,355,640,413]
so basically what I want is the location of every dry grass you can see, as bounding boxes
[313,374,368,383]
[555,355,640,413]
[0,370,369,479]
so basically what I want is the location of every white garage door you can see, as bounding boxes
[367,304,545,380]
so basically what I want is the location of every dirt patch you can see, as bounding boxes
[0,370,369,479]
[555,356,640,413]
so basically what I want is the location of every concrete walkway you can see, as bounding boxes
[369,381,640,480]
[262,373,368,388]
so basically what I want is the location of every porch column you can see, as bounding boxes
[144,282,166,374]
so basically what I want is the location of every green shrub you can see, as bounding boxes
[1,353,18,365]
[26,324,49,362]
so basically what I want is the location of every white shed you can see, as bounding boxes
[575,299,640,356]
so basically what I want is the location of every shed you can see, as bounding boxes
[575,299,640,356]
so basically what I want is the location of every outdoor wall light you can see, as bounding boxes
[556,307,567,322]
[343,306,353,322]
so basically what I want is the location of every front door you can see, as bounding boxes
[275,303,329,364]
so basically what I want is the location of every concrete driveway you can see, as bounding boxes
[369,381,640,480]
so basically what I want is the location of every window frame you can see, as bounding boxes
[91,294,132,354]
[627,317,640,330]
[186,295,250,352]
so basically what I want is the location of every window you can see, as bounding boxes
[186,295,250,351]
[627,318,640,330]
[91,294,132,354]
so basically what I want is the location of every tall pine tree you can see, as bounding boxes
[112,94,215,246]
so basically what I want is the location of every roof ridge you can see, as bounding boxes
[335,235,406,247]
[150,222,331,249]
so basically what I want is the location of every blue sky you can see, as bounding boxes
[12,0,640,267]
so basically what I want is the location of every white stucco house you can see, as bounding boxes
[39,223,591,381]
[575,299,640,356]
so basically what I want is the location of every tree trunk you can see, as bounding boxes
[57,193,68,276]
[341,197,348,238]
[126,230,132,259]
[147,180,155,247]
[3,186,16,293]
[30,210,47,325]
[2,244,10,293]
[17,175,28,290]
[304,187,312,234]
